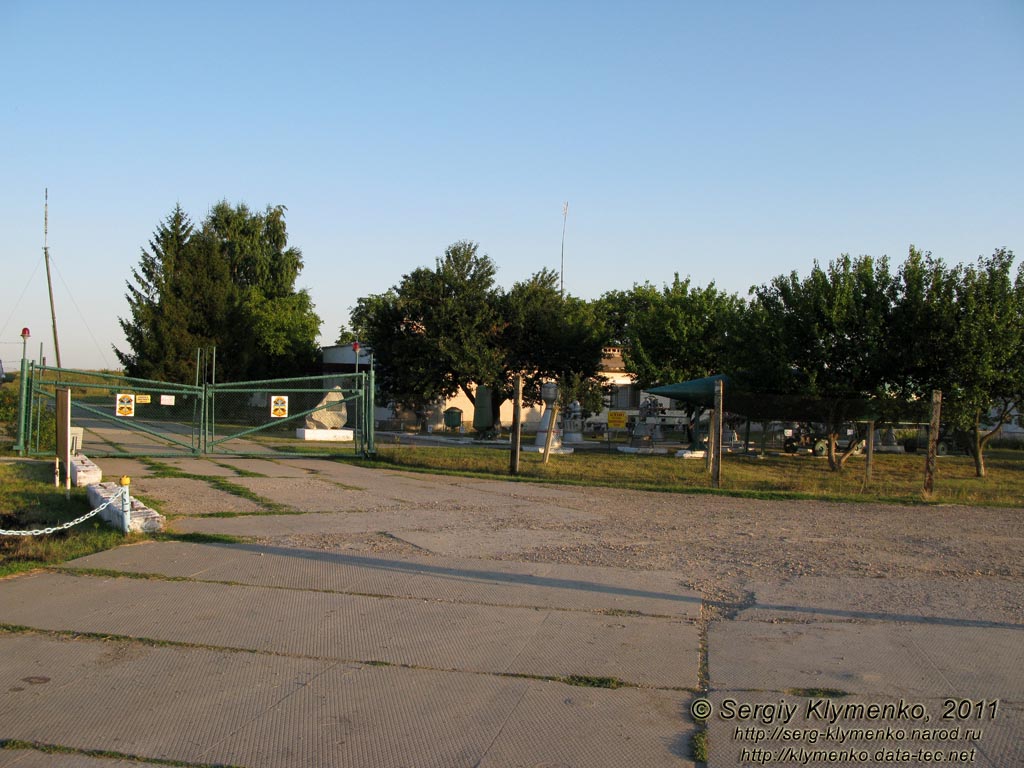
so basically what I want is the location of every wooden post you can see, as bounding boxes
[711,379,724,488]
[705,410,714,472]
[509,375,522,475]
[864,420,875,484]
[924,390,942,495]
[56,388,71,493]
[542,402,560,465]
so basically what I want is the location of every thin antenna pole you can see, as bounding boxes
[43,188,62,368]
[560,201,568,298]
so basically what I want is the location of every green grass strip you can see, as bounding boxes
[140,459,297,515]
[0,739,244,768]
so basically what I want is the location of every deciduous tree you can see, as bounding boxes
[748,255,897,470]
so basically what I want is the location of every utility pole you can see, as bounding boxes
[43,189,62,368]
[560,201,568,297]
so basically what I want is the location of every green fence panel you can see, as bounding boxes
[19,365,376,459]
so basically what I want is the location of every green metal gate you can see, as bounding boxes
[16,364,375,459]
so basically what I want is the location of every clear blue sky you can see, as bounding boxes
[2,1,1021,370]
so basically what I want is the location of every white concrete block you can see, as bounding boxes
[295,428,354,442]
[69,454,103,487]
[87,482,165,533]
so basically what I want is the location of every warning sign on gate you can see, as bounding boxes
[270,395,289,418]
[607,410,627,429]
[116,393,136,417]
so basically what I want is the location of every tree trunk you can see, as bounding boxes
[827,433,840,471]
[970,415,1004,479]
[491,388,505,432]
[827,427,863,472]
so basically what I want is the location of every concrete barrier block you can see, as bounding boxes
[87,482,165,533]
[69,454,103,487]
[295,428,354,442]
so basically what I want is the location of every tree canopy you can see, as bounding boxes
[351,241,605,421]
[744,255,897,469]
[597,275,743,390]
[116,202,321,382]
[890,248,1023,476]
[349,239,1020,475]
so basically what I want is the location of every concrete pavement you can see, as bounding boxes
[0,454,1020,767]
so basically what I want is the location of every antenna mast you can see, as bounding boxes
[560,201,568,298]
[43,188,62,368]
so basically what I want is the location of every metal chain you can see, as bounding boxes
[0,487,127,537]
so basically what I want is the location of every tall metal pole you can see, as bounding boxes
[560,201,568,298]
[43,189,62,369]
[14,328,30,455]
[367,351,376,455]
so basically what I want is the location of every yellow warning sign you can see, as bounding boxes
[136,394,152,404]
[116,393,136,417]
[607,410,628,429]
[270,395,289,419]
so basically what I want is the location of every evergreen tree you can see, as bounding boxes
[116,204,198,380]
[116,202,321,381]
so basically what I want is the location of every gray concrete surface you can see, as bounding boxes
[2,568,697,687]
[1,451,1020,767]
[66,542,701,617]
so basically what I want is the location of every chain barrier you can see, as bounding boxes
[0,487,127,537]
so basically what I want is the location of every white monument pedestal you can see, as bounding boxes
[296,428,355,442]
[523,443,574,455]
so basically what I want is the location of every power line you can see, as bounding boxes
[560,201,568,297]
[44,188,63,367]
[48,252,114,370]
[0,253,45,342]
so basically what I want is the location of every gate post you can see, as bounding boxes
[119,476,132,534]
[924,390,942,496]
[366,362,376,456]
[13,328,31,455]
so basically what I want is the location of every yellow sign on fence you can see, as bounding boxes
[270,395,289,418]
[116,393,135,418]
[607,410,627,429]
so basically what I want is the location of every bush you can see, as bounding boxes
[0,384,18,439]
[990,436,1024,451]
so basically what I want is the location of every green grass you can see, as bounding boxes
[0,460,139,577]
[785,687,850,698]
[141,459,297,515]
[0,740,243,768]
[691,730,708,763]
[352,443,1024,507]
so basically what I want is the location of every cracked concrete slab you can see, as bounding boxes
[742,576,1024,626]
[0,633,694,768]
[128,476,263,514]
[0,571,697,687]
[709,620,1023,700]
[66,541,702,617]
[704,691,1021,768]
[395,526,606,557]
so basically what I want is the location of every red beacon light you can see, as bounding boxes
[21,328,30,339]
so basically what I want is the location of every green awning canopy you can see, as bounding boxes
[646,374,733,404]
[646,375,915,423]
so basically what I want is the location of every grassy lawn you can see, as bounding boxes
[0,461,141,578]
[357,443,1024,507]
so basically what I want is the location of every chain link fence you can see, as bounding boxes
[19,365,375,458]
